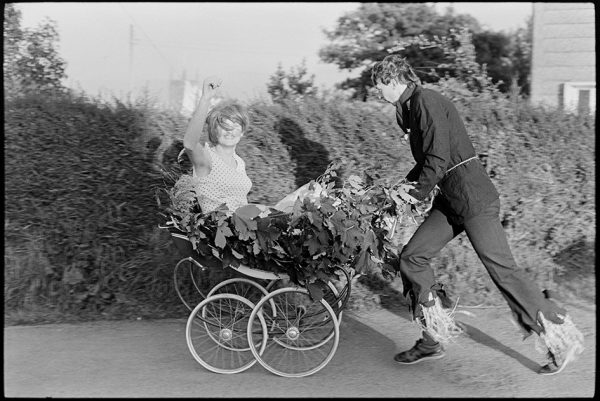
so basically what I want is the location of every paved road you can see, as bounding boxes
[4,303,596,397]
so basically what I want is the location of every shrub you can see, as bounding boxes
[4,92,180,313]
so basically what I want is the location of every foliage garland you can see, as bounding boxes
[163,160,435,299]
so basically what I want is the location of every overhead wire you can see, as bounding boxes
[117,3,318,64]
[118,3,175,72]
[133,41,301,57]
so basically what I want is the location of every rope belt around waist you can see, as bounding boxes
[444,155,479,177]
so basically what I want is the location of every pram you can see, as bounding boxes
[162,221,354,378]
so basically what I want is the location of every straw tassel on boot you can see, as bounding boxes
[535,311,584,375]
[415,292,463,345]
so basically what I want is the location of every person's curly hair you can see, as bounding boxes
[371,55,421,86]
[206,100,249,145]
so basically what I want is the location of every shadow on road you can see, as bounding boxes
[356,268,547,376]
[358,273,540,373]
[455,321,540,373]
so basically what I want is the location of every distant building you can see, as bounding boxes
[169,74,202,117]
[530,3,595,114]
[127,72,200,114]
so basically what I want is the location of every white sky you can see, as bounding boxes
[16,2,533,103]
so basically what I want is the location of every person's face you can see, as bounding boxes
[375,79,407,103]
[216,119,244,146]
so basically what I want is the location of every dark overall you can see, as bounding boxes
[395,83,566,339]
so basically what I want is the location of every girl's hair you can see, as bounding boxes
[371,55,421,86]
[206,100,249,145]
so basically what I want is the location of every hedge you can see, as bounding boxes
[4,89,595,321]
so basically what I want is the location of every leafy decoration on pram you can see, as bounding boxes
[164,159,435,290]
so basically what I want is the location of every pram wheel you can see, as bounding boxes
[246,287,339,377]
[207,278,269,307]
[266,268,350,323]
[186,293,267,374]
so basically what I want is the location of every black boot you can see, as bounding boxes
[394,328,445,364]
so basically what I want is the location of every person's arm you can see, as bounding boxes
[183,76,222,174]
[405,96,450,201]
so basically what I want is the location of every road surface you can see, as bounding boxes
[4,301,595,397]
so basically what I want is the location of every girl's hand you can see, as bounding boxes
[202,76,222,99]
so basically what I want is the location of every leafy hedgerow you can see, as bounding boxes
[4,86,595,320]
[4,93,169,311]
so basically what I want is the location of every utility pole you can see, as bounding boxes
[128,24,134,97]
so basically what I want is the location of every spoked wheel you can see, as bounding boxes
[186,293,267,374]
[323,268,352,322]
[247,287,340,377]
[174,257,212,311]
[265,278,283,292]
[205,278,275,346]
[207,278,269,307]
[266,268,351,323]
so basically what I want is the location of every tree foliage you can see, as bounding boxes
[3,3,67,98]
[266,59,318,103]
[319,3,533,99]
[472,31,512,92]
[389,28,499,95]
[471,16,533,95]
[507,16,533,96]
[388,28,508,126]
[318,3,481,100]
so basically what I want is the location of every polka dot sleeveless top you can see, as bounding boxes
[193,143,252,212]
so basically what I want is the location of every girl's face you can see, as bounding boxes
[216,119,244,147]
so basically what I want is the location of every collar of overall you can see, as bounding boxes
[394,82,417,137]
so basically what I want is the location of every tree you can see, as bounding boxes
[472,31,513,92]
[507,16,533,96]
[4,3,23,56]
[470,18,532,97]
[4,3,67,99]
[266,63,288,102]
[389,28,500,96]
[266,59,318,103]
[318,3,481,100]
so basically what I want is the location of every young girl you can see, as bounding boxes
[182,76,323,214]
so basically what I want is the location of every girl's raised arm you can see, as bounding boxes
[183,76,222,171]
